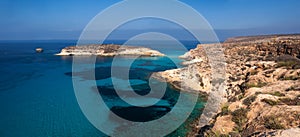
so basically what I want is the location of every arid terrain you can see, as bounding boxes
[154,34,300,137]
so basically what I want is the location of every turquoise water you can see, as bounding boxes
[0,41,205,136]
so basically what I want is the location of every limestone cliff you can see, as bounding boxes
[154,34,300,137]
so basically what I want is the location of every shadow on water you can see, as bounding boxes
[95,83,180,122]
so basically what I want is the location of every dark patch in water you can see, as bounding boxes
[130,84,151,96]
[94,84,180,122]
[110,106,171,122]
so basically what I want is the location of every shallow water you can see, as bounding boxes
[0,41,205,136]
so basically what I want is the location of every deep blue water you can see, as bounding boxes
[0,41,205,137]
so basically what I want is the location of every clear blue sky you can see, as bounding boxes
[1,0,300,40]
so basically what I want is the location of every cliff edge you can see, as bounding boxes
[154,34,300,137]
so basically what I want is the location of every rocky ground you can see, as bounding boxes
[56,44,165,56]
[153,34,300,137]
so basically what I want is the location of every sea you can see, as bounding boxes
[0,40,206,137]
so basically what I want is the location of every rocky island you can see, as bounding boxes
[154,34,300,137]
[56,44,165,57]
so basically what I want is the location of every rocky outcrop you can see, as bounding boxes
[35,48,43,53]
[56,44,165,57]
[153,34,300,137]
[152,45,214,95]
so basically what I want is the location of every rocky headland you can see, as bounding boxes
[153,34,300,137]
[56,44,165,57]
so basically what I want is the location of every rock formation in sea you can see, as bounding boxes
[154,34,300,137]
[35,48,43,53]
[56,44,165,57]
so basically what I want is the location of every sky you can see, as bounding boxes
[0,0,300,41]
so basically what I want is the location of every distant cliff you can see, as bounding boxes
[56,44,165,57]
[154,34,300,137]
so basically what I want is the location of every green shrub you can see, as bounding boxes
[238,94,244,100]
[220,104,230,116]
[282,76,298,81]
[256,82,268,87]
[243,95,257,106]
[279,97,300,105]
[262,98,278,106]
[231,108,249,128]
[276,61,298,68]
[264,115,284,129]
[269,91,285,97]
[245,82,267,88]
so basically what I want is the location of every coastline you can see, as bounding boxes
[154,34,300,136]
[55,44,165,57]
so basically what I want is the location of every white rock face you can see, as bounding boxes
[116,47,164,56]
[181,58,203,66]
[275,128,300,137]
[55,44,165,57]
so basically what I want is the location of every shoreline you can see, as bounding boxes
[154,34,300,136]
[55,44,165,57]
